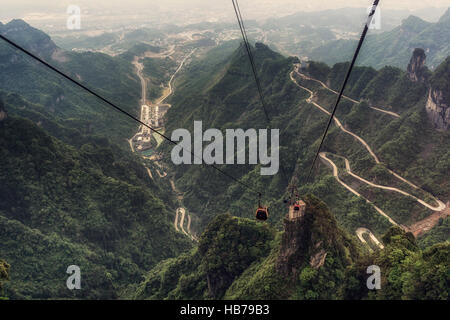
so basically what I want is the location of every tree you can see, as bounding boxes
[0,259,10,297]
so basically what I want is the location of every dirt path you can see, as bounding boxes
[406,207,450,237]
[174,209,179,232]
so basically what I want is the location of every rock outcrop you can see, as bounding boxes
[427,56,450,130]
[0,100,7,122]
[405,49,448,130]
[407,48,428,83]
[426,88,449,130]
[276,195,358,279]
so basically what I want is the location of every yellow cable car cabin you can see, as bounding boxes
[288,200,306,220]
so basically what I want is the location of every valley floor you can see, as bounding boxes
[128,47,198,242]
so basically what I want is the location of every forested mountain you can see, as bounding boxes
[0,19,142,147]
[141,56,178,102]
[134,41,449,300]
[0,20,193,299]
[0,107,192,299]
[160,41,449,238]
[309,7,450,70]
[129,196,449,300]
[0,16,448,301]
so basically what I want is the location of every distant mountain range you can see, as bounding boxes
[308,7,450,70]
[263,6,444,33]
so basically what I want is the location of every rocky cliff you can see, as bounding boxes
[406,49,449,130]
[276,195,359,279]
[427,56,450,130]
[426,88,449,130]
[407,48,428,83]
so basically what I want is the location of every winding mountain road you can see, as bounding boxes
[296,68,400,118]
[290,68,444,211]
[178,207,189,236]
[290,65,447,247]
[128,47,198,242]
[174,207,197,241]
[290,70,381,161]
[174,208,179,232]
[356,227,384,250]
[319,152,399,226]
[341,156,445,211]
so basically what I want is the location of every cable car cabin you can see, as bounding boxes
[288,200,306,221]
[255,206,269,221]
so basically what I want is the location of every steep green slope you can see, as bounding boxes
[430,56,450,102]
[225,195,361,300]
[131,197,448,300]
[130,196,359,300]
[142,57,177,101]
[0,113,192,299]
[0,19,142,147]
[131,213,274,300]
[344,227,449,300]
[158,41,448,240]
[300,56,449,200]
[160,42,305,229]
[0,19,57,60]
[418,216,450,248]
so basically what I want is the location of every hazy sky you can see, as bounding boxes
[1,0,449,26]
[3,0,449,14]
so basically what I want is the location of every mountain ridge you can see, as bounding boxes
[308,7,450,70]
